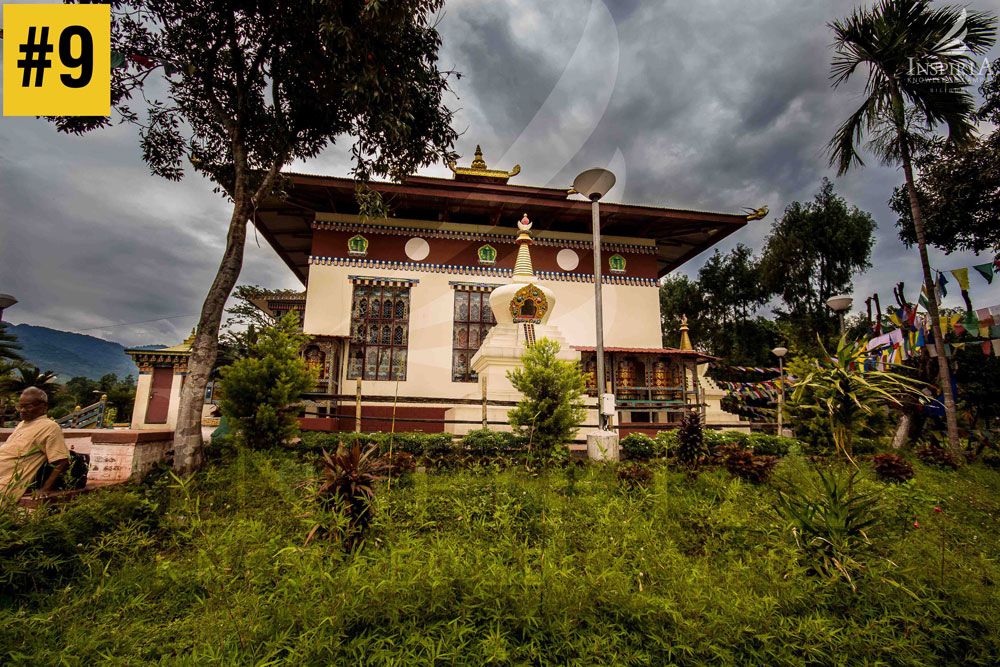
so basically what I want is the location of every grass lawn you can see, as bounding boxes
[2,448,1000,664]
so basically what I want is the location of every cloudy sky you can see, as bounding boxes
[1,0,998,347]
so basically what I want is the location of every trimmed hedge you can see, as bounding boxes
[620,433,656,461]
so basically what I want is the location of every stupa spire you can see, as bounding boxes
[678,314,693,351]
[512,213,535,280]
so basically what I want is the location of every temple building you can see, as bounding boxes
[128,148,751,435]
[252,147,751,435]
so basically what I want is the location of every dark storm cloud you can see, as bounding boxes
[1,0,997,348]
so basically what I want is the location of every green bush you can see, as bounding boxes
[0,488,160,598]
[507,338,586,456]
[704,429,751,449]
[461,429,520,455]
[218,313,315,449]
[747,433,797,457]
[620,433,657,461]
[654,429,678,457]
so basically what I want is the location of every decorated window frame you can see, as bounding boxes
[451,287,497,382]
[347,282,410,381]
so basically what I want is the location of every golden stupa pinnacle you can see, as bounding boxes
[678,314,693,351]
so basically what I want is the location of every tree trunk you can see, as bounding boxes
[891,412,913,449]
[897,126,961,457]
[172,198,251,473]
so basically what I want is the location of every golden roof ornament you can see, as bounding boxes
[678,314,693,351]
[744,205,769,221]
[447,144,521,183]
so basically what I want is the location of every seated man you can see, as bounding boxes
[0,387,70,502]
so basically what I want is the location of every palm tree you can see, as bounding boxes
[0,366,59,398]
[828,0,996,455]
[0,323,21,363]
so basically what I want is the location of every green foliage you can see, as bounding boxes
[724,449,779,484]
[790,337,927,459]
[616,462,653,490]
[3,451,1000,663]
[873,453,916,483]
[676,411,708,468]
[653,429,678,457]
[775,468,881,587]
[218,314,315,450]
[299,431,457,467]
[620,433,657,461]
[915,444,961,470]
[748,433,797,457]
[760,179,876,350]
[312,445,387,549]
[507,339,586,457]
[0,322,22,363]
[0,488,159,598]
[461,429,520,455]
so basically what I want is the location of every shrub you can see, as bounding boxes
[872,453,915,483]
[507,338,587,457]
[461,429,520,456]
[312,445,389,549]
[384,450,416,483]
[724,449,779,484]
[747,433,796,457]
[654,429,678,457]
[915,444,960,470]
[775,469,880,588]
[616,462,653,490]
[218,313,315,449]
[704,430,751,449]
[676,411,708,468]
[620,433,657,461]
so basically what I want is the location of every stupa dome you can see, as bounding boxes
[488,214,557,325]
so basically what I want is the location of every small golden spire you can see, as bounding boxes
[471,145,487,170]
[678,314,693,351]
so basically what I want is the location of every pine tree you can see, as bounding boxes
[218,314,316,450]
[507,338,587,459]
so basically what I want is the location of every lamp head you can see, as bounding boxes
[771,346,788,358]
[826,294,853,314]
[572,168,616,201]
[0,294,17,310]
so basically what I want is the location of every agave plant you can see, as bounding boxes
[310,444,388,549]
[791,336,928,463]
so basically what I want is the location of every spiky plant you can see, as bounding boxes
[311,444,388,549]
[791,336,928,463]
[676,411,708,469]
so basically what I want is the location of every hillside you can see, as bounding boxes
[5,323,143,381]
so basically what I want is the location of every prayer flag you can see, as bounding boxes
[937,271,948,297]
[973,262,995,285]
[951,268,970,291]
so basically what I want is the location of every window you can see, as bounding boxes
[452,288,497,382]
[347,283,410,381]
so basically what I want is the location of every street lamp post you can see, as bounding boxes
[0,294,17,322]
[772,346,788,436]
[826,294,853,337]
[573,168,616,432]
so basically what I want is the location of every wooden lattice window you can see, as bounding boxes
[452,288,497,382]
[347,283,410,381]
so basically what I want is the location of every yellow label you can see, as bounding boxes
[3,3,111,117]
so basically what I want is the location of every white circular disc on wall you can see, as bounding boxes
[556,248,580,271]
[405,237,430,261]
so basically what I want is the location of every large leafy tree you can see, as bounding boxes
[54,1,458,471]
[827,0,996,454]
[660,247,779,365]
[760,179,876,347]
[891,60,1000,255]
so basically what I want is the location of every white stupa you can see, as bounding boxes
[469,214,580,401]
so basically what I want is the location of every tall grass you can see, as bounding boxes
[1,450,999,664]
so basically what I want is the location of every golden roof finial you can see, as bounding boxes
[471,145,487,170]
[678,314,693,351]
[446,144,521,183]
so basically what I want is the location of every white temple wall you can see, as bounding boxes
[303,262,662,400]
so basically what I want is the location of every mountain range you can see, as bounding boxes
[4,323,148,381]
